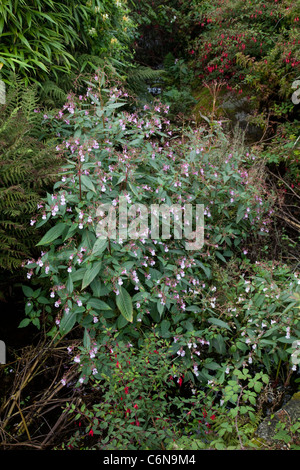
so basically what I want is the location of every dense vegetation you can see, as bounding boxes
[0,0,299,451]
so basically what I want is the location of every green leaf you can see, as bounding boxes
[185,305,201,313]
[87,298,112,311]
[211,334,226,354]
[22,285,34,297]
[83,329,91,349]
[90,279,102,297]
[129,182,141,200]
[117,313,129,328]
[107,102,126,110]
[282,302,298,315]
[32,318,40,329]
[203,361,221,370]
[157,300,165,317]
[116,287,133,323]
[197,262,211,278]
[273,430,291,444]
[37,296,50,304]
[63,224,78,241]
[81,261,102,290]
[18,318,31,328]
[92,238,107,257]
[66,274,73,294]
[81,174,96,193]
[161,319,171,337]
[254,382,263,393]
[36,223,67,246]
[236,205,246,223]
[60,310,77,336]
[208,317,231,331]
[215,251,227,263]
[71,268,86,282]
[254,294,265,308]
[277,336,297,344]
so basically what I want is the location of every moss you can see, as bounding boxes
[293,392,300,401]
[248,437,269,449]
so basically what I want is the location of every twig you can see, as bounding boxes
[268,169,300,201]
[13,399,31,441]
[40,407,72,448]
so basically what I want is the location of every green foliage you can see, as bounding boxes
[16,73,299,450]
[62,331,213,450]
[272,420,300,449]
[0,79,59,272]
[159,53,196,120]
[20,74,299,384]
[186,0,300,120]
[1,2,299,452]
[0,0,77,84]
[0,0,136,91]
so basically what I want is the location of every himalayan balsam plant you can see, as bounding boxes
[21,74,299,394]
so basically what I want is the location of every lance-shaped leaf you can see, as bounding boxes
[36,223,67,246]
[60,310,77,336]
[81,174,96,193]
[87,298,111,310]
[116,287,133,323]
[208,317,231,331]
[92,238,107,257]
[81,261,102,290]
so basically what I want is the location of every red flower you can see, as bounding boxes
[124,386,129,394]
[89,429,94,437]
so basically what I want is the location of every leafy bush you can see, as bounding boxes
[21,73,273,332]
[186,0,300,117]
[19,74,300,449]
[61,331,216,450]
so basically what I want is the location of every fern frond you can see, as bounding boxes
[0,79,60,273]
[126,65,165,95]
[39,80,68,108]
